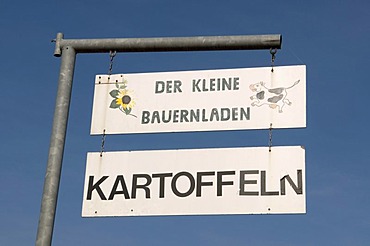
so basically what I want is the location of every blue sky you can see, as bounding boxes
[1,0,370,245]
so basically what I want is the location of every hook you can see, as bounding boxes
[270,48,277,72]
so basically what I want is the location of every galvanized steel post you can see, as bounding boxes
[36,42,76,246]
[37,32,282,245]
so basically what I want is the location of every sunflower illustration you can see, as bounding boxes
[109,81,137,117]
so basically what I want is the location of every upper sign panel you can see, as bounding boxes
[91,65,306,135]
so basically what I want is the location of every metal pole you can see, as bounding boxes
[54,34,282,56]
[36,44,76,246]
[38,32,282,245]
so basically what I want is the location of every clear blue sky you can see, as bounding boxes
[1,0,369,245]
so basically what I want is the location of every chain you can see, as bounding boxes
[100,129,106,157]
[269,123,273,152]
[270,48,277,72]
[268,48,276,151]
[101,51,116,156]
[269,48,276,151]
[108,50,116,79]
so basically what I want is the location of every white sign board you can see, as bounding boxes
[82,146,305,217]
[91,65,306,135]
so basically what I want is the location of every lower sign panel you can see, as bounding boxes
[82,146,305,217]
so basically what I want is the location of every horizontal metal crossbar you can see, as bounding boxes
[53,33,282,56]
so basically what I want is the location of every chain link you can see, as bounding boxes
[100,129,106,157]
[108,50,116,77]
[270,48,277,72]
[269,123,273,152]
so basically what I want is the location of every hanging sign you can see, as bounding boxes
[82,146,305,217]
[91,65,306,135]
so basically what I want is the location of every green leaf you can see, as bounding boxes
[124,107,132,115]
[120,85,127,89]
[109,89,120,98]
[109,99,120,109]
[115,83,120,89]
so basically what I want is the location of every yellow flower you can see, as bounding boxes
[115,89,135,110]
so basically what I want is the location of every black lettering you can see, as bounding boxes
[209,108,219,121]
[155,81,165,93]
[217,171,235,196]
[217,78,221,90]
[166,80,172,93]
[221,108,230,121]
[190,109,200,122]
[239,170,259,196]
[261,171,279,196]
[196,172,215,197]
[174,80,182,93]
[201,109,208,122]
[162,110,172,123]
[151,111,160,124]
[131,174,152,199]
[87,176,108,200]
[141,111,150,124]
[232,108,238,121]
[108,175,130,200]
[210,78,216,91]
[152,173,173,198]
[202,79,209,91]
[280,170,303,195]
[171,172,195,197]
[192,79,201,92]
[240,107,250,120]
[173,110,179,123]
[180,110,189,122]
[233,77,240,90]
[222,78,232,90]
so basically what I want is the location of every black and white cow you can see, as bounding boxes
[249,80,300,113]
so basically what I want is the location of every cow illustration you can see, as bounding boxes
[249,80,300,113]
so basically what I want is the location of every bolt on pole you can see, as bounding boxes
[37,32,282,246]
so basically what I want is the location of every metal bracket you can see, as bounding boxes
[53,33,64,57]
